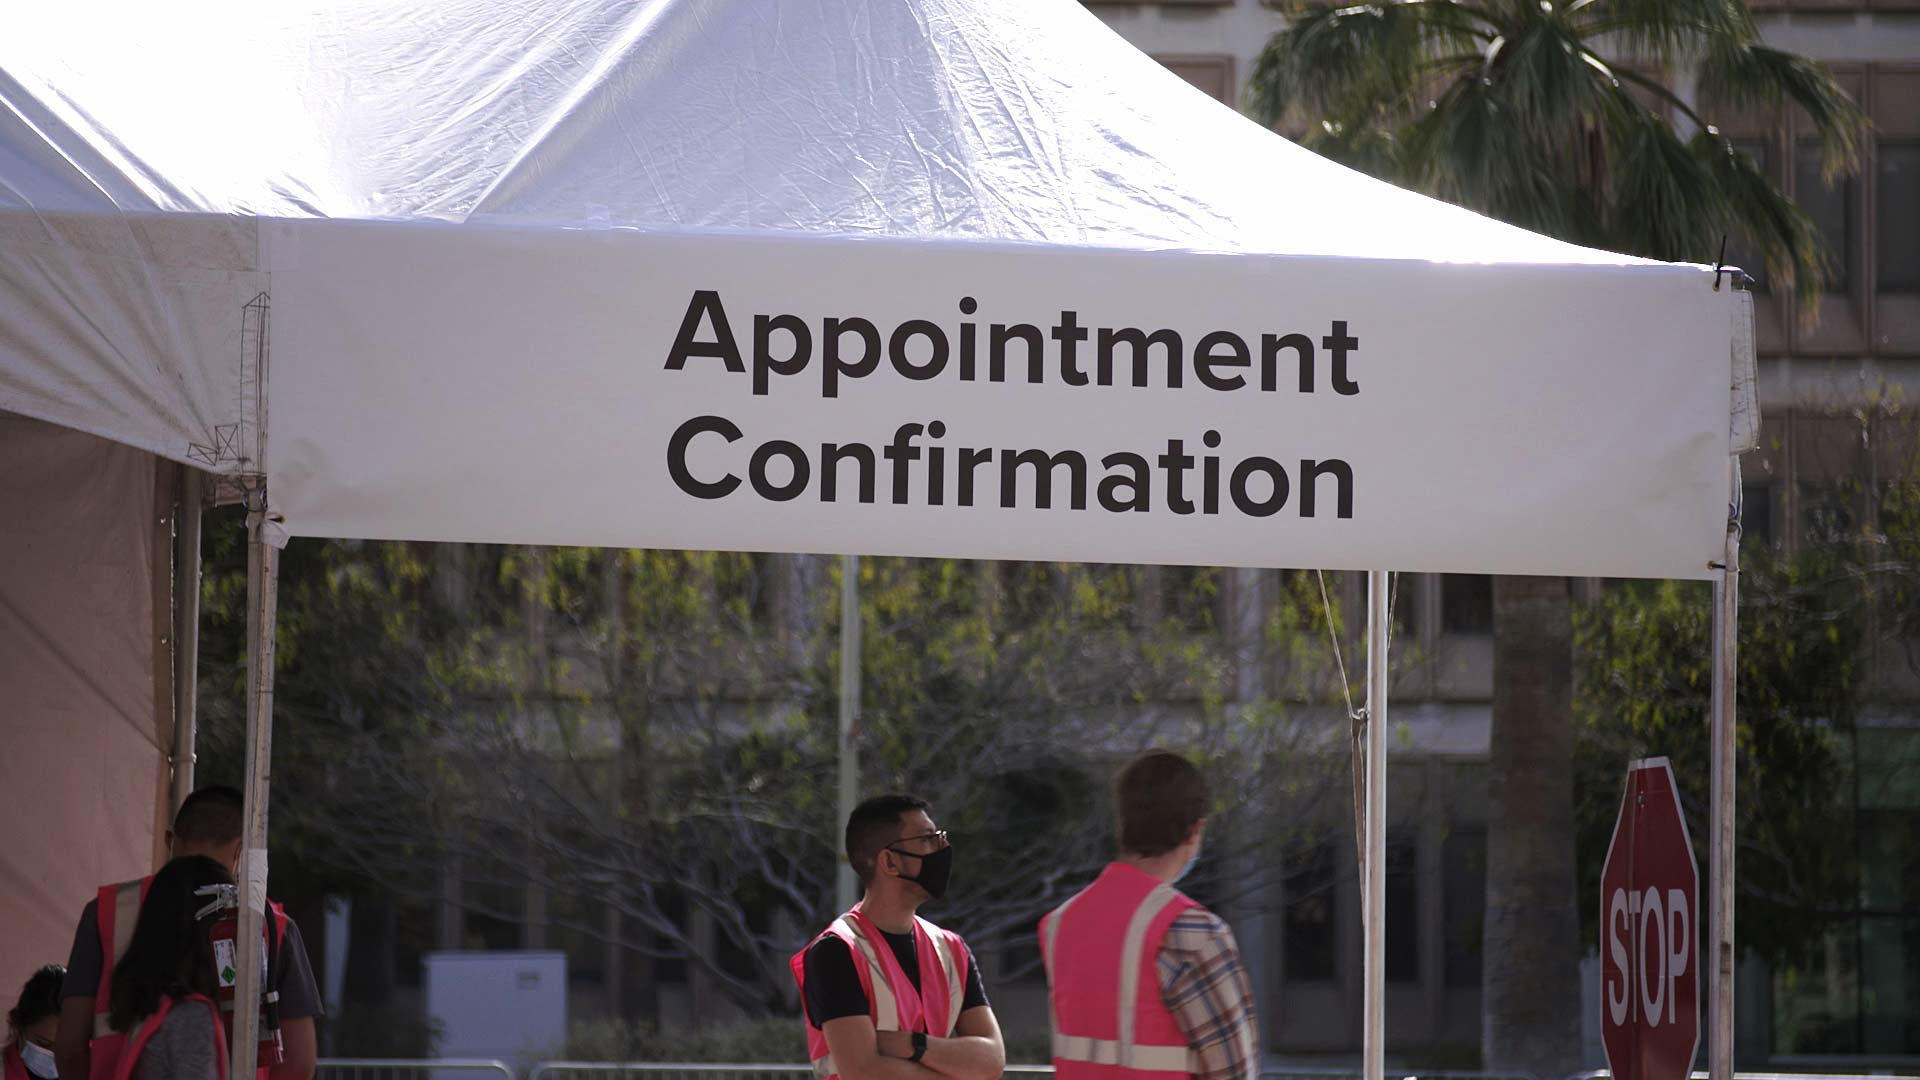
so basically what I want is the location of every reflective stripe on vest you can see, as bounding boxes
[1044,878,1203,1076]
[917,916,964,1037]
[111,996,229,1080]
[1050,1036,1198,1073]
[832,914,900,1032]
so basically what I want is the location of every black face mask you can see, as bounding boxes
[890,843,954,901]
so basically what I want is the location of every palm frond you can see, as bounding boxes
[1606,63,1713,133]
[1246,2,1491,126]
[1601,105,1726,262]
[1698,42,1866,177]
[1694,132,1829,309]
[1299,111,1405,180]
[1571,0,1754,65]
[1489,15,1613,130]
[1401,74,1585,238]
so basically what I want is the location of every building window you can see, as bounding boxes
[1391,573,1419,639]
[1879,140,1920,294]
[1441,575,1493,635]
[1283,843,1337,982]
[548,892,609,991]
[1772,727,1920,1054]
[654,891,689,984]
[1856,727,1920,1054]
[394,899,435,989]
[1741,482,1774,549]
[1443,826,1487,987]
[1857,810,1920,1053]
[1386,833,1419,983]
[1772,921,1861,1054]
[1001,915,1046,983]
[463,880,526,950]
[716,898,772,981]
[1795,138,1855,294]
[1798,481,1858,544]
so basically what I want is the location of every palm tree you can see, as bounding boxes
[1247,3,1864,1076]
[1248,0,1861,300]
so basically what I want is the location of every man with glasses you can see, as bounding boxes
[792,795,1004,1080]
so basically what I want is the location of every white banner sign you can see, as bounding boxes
[269,221,1732,578]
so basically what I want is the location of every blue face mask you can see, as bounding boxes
[20,1042,58,1080]
[1176,841,1202,883]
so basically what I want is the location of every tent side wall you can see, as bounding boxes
[0,412,176,1009]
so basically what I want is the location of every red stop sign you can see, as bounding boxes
[1600,758,1700,1080]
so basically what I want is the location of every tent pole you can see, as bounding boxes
[1708,462,1739,1080]
[1363,570,1388,1080]
[170,465,204,810]
[835,553,861,912]
[231,497,282,1080]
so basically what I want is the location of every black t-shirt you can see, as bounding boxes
[802,927,989,1029]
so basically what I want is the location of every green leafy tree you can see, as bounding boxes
[197,535,1351,1035]
[1574,549,1862,963]
[1577,402,1920,1054]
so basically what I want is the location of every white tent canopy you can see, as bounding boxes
[1,0,1748,578]
[1,0,1751,1074]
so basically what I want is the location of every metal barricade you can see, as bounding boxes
[529,1063,815,1080]
[343,1059,1916,1080]
[526,1062,1063,1080]
[1263,1070,1540,1080]
[318,1058,517,1080]
[1559,1060,1904,1068]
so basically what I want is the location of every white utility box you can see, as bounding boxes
[424,951,568,1077]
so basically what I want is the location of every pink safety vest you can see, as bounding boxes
[790,905,972,1080]
[1040,863,1202,1080]
[111,995,229,1080]
[90,878,287,1080]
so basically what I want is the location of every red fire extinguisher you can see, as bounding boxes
[195,884,286,1071]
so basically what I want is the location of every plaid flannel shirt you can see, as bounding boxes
[1157,908,1260,1080]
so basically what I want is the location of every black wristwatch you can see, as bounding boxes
[909,1032,928,1063]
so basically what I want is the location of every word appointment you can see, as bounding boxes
[662,291,1358,519]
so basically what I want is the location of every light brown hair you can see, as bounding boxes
[1114,749,1208,857]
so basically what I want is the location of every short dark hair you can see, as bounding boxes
[172,785,244,849]
[1115,750,1209,857]
[846,794,931,885]
[7,964,64,1040]
[108,855,234,1033]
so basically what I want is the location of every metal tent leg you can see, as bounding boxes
[835,553,861,913]
[1708,466,1740,1080]
[1364,570,1389,1080]
[170,465,205,810]
[231,501,283,1080]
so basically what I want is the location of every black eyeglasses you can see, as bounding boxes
[887,829,950,854]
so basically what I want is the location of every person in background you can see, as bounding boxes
[7,966,66,1080]
[104,857,233,1080]
[55,786,321,1080]
[1040,749,1259,1080]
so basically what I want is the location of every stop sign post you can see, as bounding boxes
[1600,757,1700,1080]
